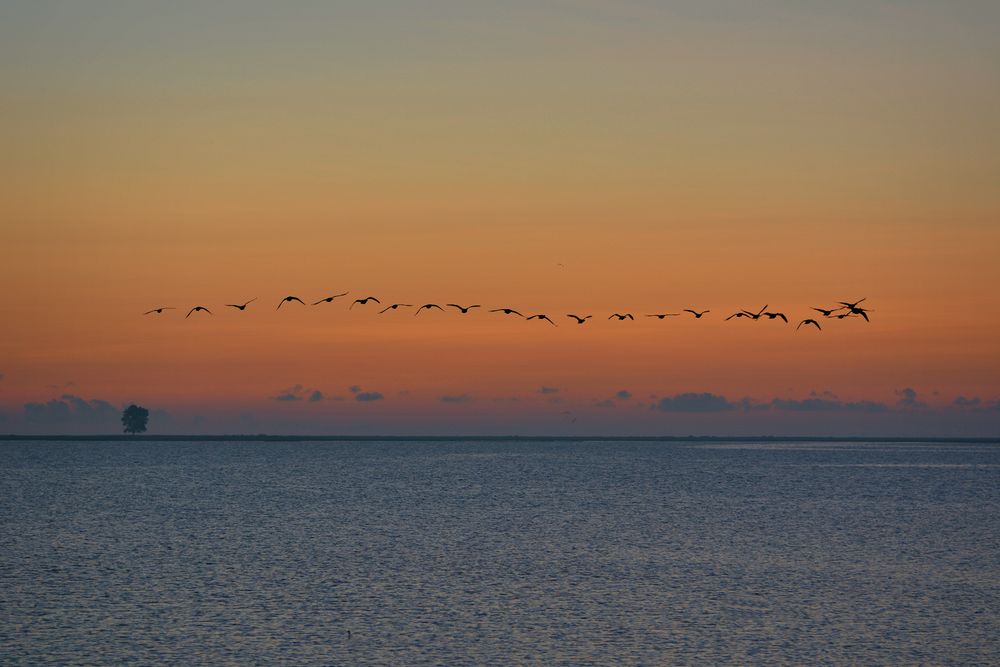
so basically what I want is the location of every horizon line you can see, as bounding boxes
[2,434,997,443]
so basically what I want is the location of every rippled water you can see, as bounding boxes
[2,439,998,665]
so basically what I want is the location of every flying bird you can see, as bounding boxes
[609,313,634,321]
[350,296,381,309]
[740,305,768,321]
[447,304,480,313]
[186,306,212,318]
[313,292,349,305]
[378,303,413,314]
[797,319,822,331]
[725,312,751,321]
[847,307,872,322]
[566,314,592,324]
[839,298,867,309]
[415,304,444,315]
[143,307,175,315]
[277,296,305,310]
[527,314,558,326]
[226,298,256,311]
[763,312,788,322]
[812,307,842,317]
[683,309,710,318]
[646,313,680,319]
[490,308,524,317]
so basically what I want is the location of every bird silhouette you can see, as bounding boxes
[725,312,751,321]
[683,309,710,318]
[226,298,256,311]
[812,307,842,317]
[378,303,413,314]
[415,304,444,315]
[186,306,212,318]
[609,313,634,321]
[740,305,768,321]
[527,314,558,326]
[277,296,305,310]
[313,292,349,305]
[763,312,788,322]
[566,314,592,324]
[839,298,867,309]
[447,304,480,313]
[847,307,872,322]
[797,319,822,331]
[143,307,175,315]
[350,296,381,309]
[490,308,524,317]
[833,312,860,320]
[646,313,680,319]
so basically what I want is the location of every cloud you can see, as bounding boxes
[952,396,1000,412]
[538,386,560,394]
[953,396,981,408]
[440,394,472,404]
[271,384,324,402]
[655,392,737,413]
[355,391,384,402]
[770,397,889,413]
[23,394,118,429]
[616,390,632,400]
[896,387,927,409]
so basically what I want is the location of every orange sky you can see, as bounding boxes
[1,2,998,434]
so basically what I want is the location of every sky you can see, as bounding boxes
[1,1,999,436]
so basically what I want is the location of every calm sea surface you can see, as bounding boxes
[1,439,998,665]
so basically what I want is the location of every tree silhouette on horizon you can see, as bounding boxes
[121,404,149,435]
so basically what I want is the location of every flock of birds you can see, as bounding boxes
[144,295,873,331]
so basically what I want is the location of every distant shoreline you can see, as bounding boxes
[1,434,997,443]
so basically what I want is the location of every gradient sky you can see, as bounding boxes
[2,1,998,435]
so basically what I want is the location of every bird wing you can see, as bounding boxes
[626,314,634,320]
[186,307,196,318]
[291,297,304,304]
[447,304,464,310]
[726,313,739,320]
[778,313,787,322]
[510,310,524,317]
[859,311,870,322]
[144,309,157,315]
[370,297,381,304]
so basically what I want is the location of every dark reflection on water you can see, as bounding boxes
[2,439,998,665]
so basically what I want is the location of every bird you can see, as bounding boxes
[609,313,634,321]
[447,304,480,313]
[313,292,349,305]
[566,314,592,324]
[797,319,822,331]
[378,303,413,314]
[812,306,842,317]
[350,296,381,309]
[186,306,212,318]
[415,303,444,315]
[143,307,175,315]
[277,296,305,310]
[683,309,710,318]
[646,313,680,319]
[225,298,256,311]
[490,308,524,317]
[763,312,788,322]
[725,312,751,321]
[833,312,860,320]
[527,314,558,326]
[839,298,867,309]
[740,305,768,321]
[847,307,872,322]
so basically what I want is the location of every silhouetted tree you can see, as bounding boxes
[121,404,149,434]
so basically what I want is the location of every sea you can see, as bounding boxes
[1,438,998,665]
